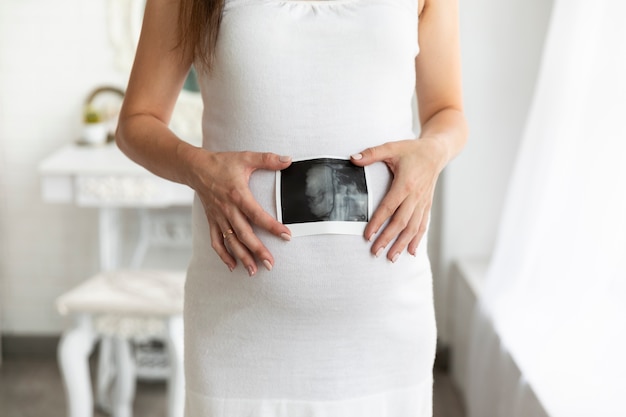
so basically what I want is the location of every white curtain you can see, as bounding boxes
[466,1,626,416]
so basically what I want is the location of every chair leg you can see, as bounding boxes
[96,336,115,413]
[166,316,185,417]
[58,314,98,417]
[111,337,136,417]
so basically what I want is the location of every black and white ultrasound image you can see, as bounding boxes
[280,158,368,225]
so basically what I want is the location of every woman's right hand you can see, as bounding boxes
[186,149,293,276]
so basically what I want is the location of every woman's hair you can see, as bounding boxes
[178,0,225,71]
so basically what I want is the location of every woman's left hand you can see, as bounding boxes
[350,138,447,262]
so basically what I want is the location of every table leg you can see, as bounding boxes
[99,207,121,271]
[166,316,185,417]
[98,207,125,414]
[58,314,98,417]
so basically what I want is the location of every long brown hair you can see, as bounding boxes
[178,0,225,71]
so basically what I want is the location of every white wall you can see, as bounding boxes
[0,0,553,336]
[434,0,554,342]
[0,0,128,334]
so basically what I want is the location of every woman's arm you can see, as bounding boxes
[414,0,467,160]
[351,0,468,261]
[116,0,196,184]
[116,0,292,276]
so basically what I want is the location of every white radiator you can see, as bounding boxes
[449,258,549,417]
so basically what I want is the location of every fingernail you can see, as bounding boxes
[351,153,363,160]
[375,247,384,258]
[280,233,291,242]
[228,265,234,272]
[367,233,375,242]
[247,266,255,277]
[391,253,400,263]
[279,155,292,163]
[263,259,273,271]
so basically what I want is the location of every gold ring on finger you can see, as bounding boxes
[222,228,235,240]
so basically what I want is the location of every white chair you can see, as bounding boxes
[56,208,191,417]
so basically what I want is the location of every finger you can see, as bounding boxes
[370,197,419,259]
[233,186,292,241]
[244,151,293,172]
[350,141,398,166]
[208,220,236,271]
[364,180,411,243]
[408,209,430,256]
[385,206,426,262]
[212,213,260,276]
[221,227,259,277]
[227,209,275,272]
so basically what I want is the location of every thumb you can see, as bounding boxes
[248,152,293,171]
[350,142,395,166]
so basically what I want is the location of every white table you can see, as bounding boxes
[39,143,194,270]
[39,143,194,417]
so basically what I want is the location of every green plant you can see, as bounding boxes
[84,105,103,124]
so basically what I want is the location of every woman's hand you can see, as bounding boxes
[187,149,293,276]
[350,138,447,262]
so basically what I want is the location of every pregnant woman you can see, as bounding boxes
[116,0,467,415]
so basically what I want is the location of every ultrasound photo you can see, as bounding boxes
[276,157,370,236]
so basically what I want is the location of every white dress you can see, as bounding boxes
[184,0,436,415]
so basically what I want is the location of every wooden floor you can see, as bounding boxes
[0,356,465,417]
